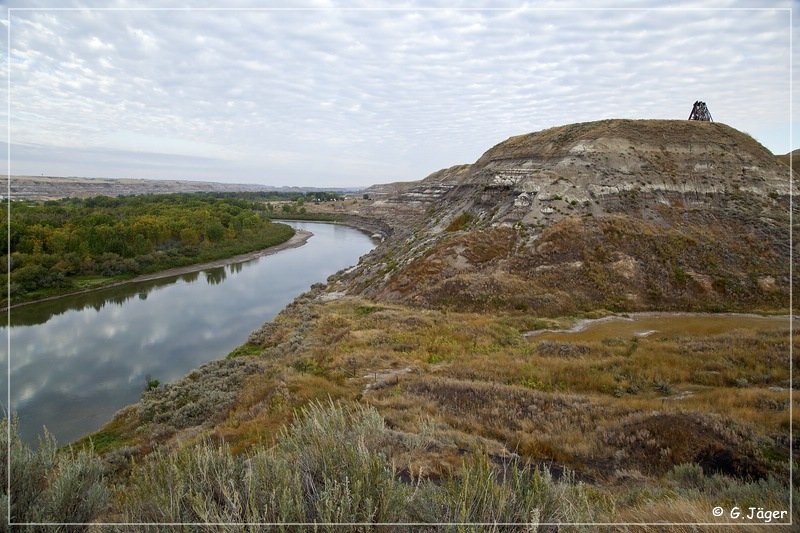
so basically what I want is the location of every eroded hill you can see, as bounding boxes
[341,120,796,315]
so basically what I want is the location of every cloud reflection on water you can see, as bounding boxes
[4,222,374,446]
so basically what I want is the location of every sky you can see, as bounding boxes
[0,1,796,188]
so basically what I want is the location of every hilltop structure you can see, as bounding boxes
[688,100,713,121]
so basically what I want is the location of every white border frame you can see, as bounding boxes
[4,5,794,528]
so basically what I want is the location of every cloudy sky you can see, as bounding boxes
[1,1,796,187]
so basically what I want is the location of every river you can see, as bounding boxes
[2,221,376,446]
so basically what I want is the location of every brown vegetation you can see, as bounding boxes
[84,291,796,526]
[372,212,790,315]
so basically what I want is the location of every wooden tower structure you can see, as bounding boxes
[688,101,713,121]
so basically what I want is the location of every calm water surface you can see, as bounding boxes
[2,221,375,446]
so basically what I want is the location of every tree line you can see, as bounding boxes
[1,193,295,304]
[210,190,344,203]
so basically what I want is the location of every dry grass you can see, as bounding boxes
[83,292,795,525]
[214,370,357,454]
[361,208,790,316]
[476,119,778,168]
[205,297,795,488]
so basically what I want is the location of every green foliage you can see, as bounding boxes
[269,212,339,222]
[445,211,474,232]
[84,429,125,455]
[2,193,295,304]
[144,374,160,391]
[0,417,109,530]
[144,190,343,203]
[354,305,382,316]
[292,357,327,376]
[226,342,263,358]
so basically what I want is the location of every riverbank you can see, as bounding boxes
[128,229,312,282]
[6,229,313,311]
[272,214,392,241]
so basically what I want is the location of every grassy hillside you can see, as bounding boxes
[775,148,798,167]
[360,211,791,314]
[52,287,794,526]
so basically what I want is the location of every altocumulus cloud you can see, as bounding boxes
[1,0,794,187]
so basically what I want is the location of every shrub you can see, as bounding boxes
[144,374,160,392]
[446,212,473,232]
[412,455,593,527]
[120,401,596,529]
[667,462,789,512]
[138,358,260,430]
[0,417,109,530]
[654,380,673,395]
[122,401,407,526]
[274,401,409,524]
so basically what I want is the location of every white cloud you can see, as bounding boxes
[3,0,795,186]
[86,35,114,51]
[127,27,158,52]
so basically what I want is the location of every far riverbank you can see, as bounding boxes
[6,230,312,311]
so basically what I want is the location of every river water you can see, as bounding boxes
[2,221,375,446]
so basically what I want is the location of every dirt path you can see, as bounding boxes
[522,315,630,337]
[522,311,796,338]
[8,230,312,310]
